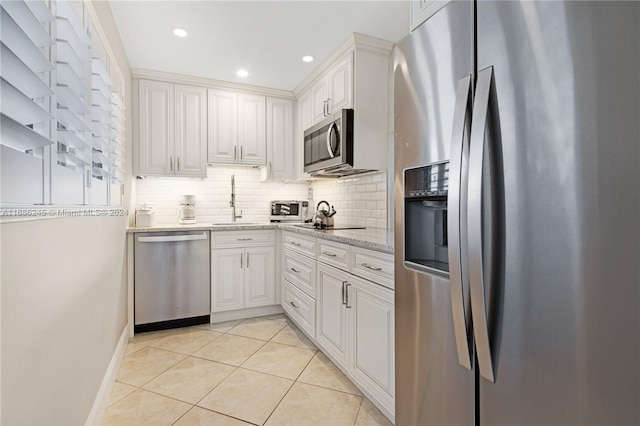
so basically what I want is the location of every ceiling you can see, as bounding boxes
[109,1,409,91]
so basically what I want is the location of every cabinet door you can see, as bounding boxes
[207,89,238,164]
[316,263,349,368]
[265,97,293,180]
[245,246,275,307]
[237,93,266,165]
[349,275,395,406]
[139,79,174,175]
[328,54,353,113]
[211,248,244,312]
[310,77,329,124]
[175,84,207,176]
[295,89,312,180]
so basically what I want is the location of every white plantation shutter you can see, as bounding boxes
[0,0,54,204]
[52,0,91,204]
[1,0,126,209]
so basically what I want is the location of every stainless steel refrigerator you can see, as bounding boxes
[394,2,639,425]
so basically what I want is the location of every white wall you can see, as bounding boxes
[0,2,132,424]
[135,167,309,224]
[1,217,128,425]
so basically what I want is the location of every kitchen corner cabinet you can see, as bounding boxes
[294,90,312,181]
[208,89,266,166]
[211,230,275,312]
[261,97,293,181]
[138,79,207,177]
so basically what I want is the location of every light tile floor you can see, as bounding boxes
[104,314,393,426]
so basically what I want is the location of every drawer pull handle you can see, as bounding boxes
[290,241,302,246]
[290,267,301,273]
[237,238,253,241]
[361,263,382,271]
[322,251,338,257]
[289,301,300,309]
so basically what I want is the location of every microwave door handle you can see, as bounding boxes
[326,123,336,158]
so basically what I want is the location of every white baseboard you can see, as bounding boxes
[85,324,129,425]
[210,305,284,323]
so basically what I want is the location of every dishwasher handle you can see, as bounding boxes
[137,233,208,243]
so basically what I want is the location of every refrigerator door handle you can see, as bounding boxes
[468,66,496,383]
[448,74,473,370]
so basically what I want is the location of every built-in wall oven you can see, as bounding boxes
[304,109,354,175]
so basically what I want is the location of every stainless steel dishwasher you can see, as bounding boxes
[134,231,210,333]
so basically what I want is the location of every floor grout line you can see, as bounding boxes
[112,314,375,425]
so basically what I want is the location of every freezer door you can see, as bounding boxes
[476,1,640,424]
[394,2,475,425]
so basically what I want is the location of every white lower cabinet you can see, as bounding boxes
[244,246,275,307]
[211,231,275,313]
[211,248,245,311]
[279,231,395,422]
[282,279,315,338]
[316,263,350,369]
[349,274,395,415]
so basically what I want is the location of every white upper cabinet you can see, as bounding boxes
[138,79,206,177]
[292,34,393,180]
[327,55,353,114]
[310,77,330,124]
[263,97,293,181]
[207,89,237,164]
[174,84,207,176]
[139,79,174,175]
[309,54,354,125]
[208,90,266,166]
[237,93,266,165]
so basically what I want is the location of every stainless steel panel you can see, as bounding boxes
[477,2,640,424]
[394,2,475,424]
[134,231,211,325]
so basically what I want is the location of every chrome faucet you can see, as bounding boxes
[230,174,242,222]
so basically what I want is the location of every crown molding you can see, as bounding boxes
[131,69,295,99]
[292,32,394,98]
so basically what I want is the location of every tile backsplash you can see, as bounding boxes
[135,167,308,224]
[309,171,388,229]
[135,168,389,228]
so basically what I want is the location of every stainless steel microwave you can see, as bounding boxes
[303,109,354,176]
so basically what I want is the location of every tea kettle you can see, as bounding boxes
[312,201,337,229]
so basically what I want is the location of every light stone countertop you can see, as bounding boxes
[127,222,394,254]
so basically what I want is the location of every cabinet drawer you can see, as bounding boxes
[282,279,315,338]
[282,248,316,298]
[317,239,350,271]
[211,230,274,248]
[350,247,394,289]
[283,231,316,258]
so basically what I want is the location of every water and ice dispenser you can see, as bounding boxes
[403,161,450,276]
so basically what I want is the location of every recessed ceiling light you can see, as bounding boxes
[236,69,249,78]
[173,28,188,38]
[302,55,314,63]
